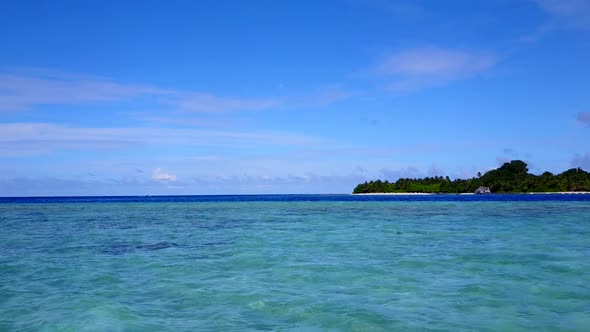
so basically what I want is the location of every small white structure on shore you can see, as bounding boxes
[474,186,491,194]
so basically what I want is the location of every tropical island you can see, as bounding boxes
[353,160,590,194]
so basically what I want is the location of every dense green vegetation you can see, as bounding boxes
[353,160,590,194]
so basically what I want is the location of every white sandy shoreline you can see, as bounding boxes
[527,192,590,195]
[352,192,590,195]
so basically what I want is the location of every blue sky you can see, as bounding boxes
[1,0,589,195]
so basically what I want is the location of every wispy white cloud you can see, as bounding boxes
[196,172,368,193]
[136,116,231,127]
[377,47,497,92]
[0,72,164,111]
[0,170,371,196]
[152,168,176,182]
[534,0,590,29]
[0,70,279,113]
[520,0,590,42]
[576,111,590,126]
[165,93,281,113]
[0,122,323,156]
[0,176,181,196]
[0,69,365,119]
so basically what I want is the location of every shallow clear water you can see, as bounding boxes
[1,195,590,331]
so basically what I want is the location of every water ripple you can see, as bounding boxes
[1,200,590,331]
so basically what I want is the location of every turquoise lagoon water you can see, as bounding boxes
[1,195,590,331]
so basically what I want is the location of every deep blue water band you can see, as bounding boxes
[1,193,590,204]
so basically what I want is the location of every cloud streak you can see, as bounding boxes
[377,47,497,92]
[0,72,163,111]
[0,122,323,156]
[534,0,590,29]
[166,93,281,113]
[0,70,279,113]
[0,171,370,196]
[152,168,176,182]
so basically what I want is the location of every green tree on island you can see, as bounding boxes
[353,160,590,194]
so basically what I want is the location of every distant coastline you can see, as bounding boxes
[353,160,590,194]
